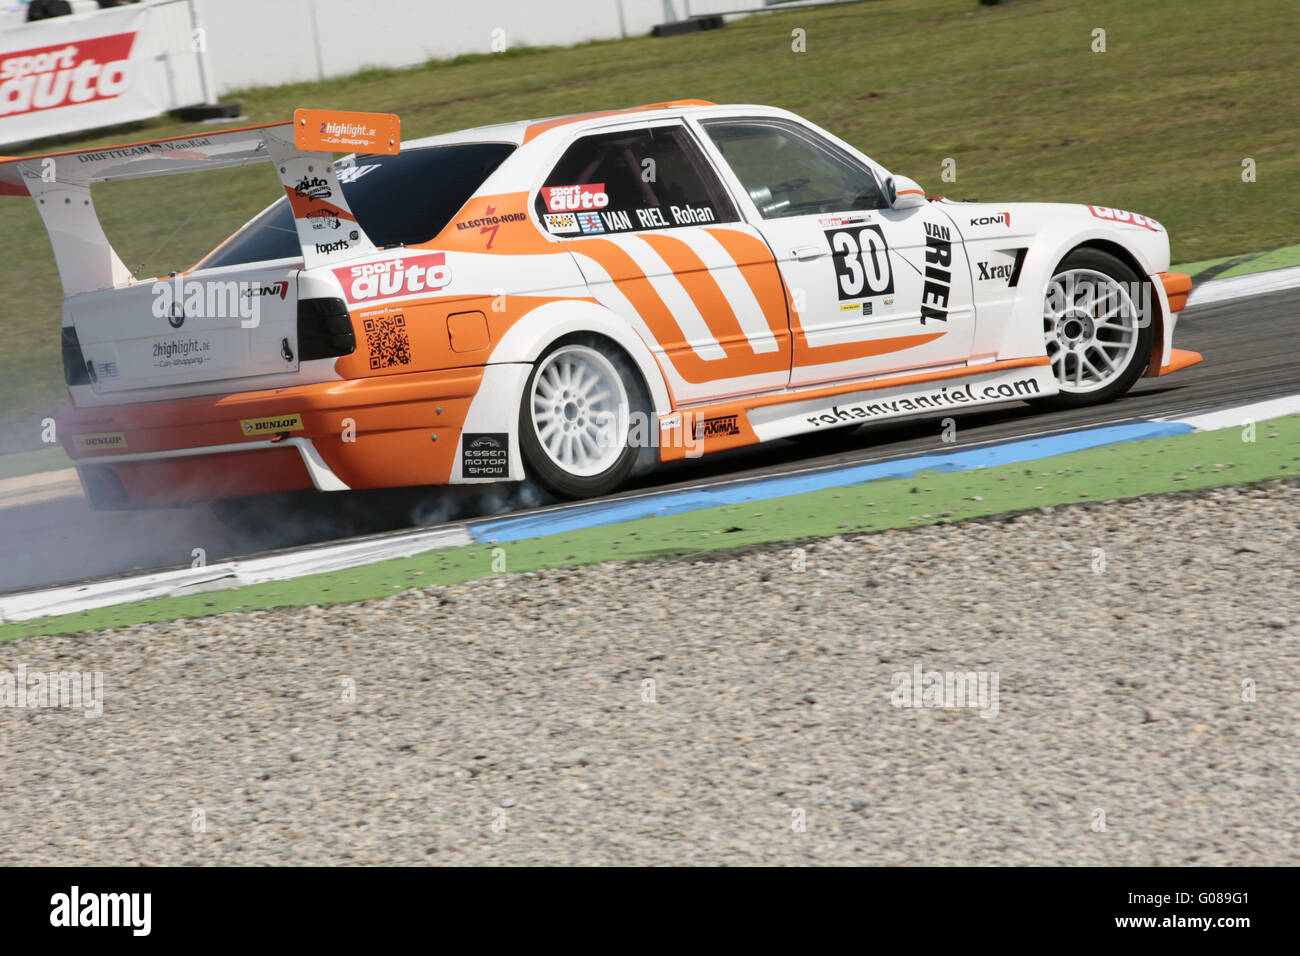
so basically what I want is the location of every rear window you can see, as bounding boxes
[199,142,515,269]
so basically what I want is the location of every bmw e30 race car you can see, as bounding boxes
[0,100,1200,507]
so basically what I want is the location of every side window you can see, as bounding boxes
[534,125,737,236]
[700,119,888,219]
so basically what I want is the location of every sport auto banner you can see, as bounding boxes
[0,5,161,147]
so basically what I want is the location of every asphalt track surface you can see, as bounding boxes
[0,287,1294,595]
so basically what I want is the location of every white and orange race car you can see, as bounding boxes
[1,100,1199,507]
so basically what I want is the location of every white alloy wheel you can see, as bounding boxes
[1043,268,1141,394]
[529,344,630,478]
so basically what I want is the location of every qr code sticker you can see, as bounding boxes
[363,312,411,369]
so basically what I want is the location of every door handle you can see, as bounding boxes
[790,245,826,261]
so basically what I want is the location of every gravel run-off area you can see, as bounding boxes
[1,480,1298,865]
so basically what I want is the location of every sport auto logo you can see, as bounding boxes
[332,251,452,303]
[541,184,609,213]
[0,33,137,116]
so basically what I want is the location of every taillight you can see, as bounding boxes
[297,297,355,360]
[61,326,91,386]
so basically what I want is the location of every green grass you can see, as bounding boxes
[0,0,1295,453]
[1176,242,1300,280]
[0,445,70,481]
[4,413,1298,641]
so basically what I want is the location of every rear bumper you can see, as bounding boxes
[62,366,486,508]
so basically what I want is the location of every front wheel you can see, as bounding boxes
[518,336,648,499]
[1030,248,1154,410]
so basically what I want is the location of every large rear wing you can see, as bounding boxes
[0,109,400,297]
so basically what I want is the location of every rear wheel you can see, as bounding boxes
[518,336,648,499]
[1031,248,1154,410]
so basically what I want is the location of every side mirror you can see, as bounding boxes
[888,174,927,210]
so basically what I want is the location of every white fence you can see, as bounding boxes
[0,0,851,144]
[198,0,846,96]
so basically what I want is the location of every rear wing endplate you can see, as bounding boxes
[0,109,400,297]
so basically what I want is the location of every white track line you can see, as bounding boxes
[1185,265,1300,307]
[1166,394,1300,432]
[0,526,472,623]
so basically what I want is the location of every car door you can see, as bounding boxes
[695,116,976,388]
[531,120,793,404]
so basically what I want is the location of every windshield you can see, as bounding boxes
[198,142,516,269]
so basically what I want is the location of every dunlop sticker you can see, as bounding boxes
[73,432,126,451]
[240,414,304,436]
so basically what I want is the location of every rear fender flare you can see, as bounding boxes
[486,299,674,417]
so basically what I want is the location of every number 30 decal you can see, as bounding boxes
[826,225,894,301]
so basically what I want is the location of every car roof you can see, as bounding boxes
[397,100,788,151]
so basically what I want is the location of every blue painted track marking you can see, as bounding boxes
[469,421,1193,544]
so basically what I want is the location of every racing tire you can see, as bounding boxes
[518,335,650,499]
[1029,247,1155,411]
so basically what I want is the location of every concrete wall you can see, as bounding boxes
[197,0,835,96]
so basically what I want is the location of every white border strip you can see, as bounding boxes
[0,525,472,623]
[1165,394,1300,433]
[1185,264,1300,307]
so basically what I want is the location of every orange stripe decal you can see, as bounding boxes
[521,100,717,143]
[637,232,782,371]
[576,238,723,382]
[702,227,792,343]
